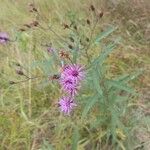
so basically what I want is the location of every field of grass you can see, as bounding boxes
[0,0,150,150]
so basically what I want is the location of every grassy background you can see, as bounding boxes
[0,0,150,149]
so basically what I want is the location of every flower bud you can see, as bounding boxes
[90,5,95,11]
[86,19,90,25]
[16,70,24,75]
[99,11,103,18]
[68,45,73,49]
[69,37,74,42]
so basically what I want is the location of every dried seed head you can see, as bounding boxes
[59,51,70,59]
[90,5,95,11]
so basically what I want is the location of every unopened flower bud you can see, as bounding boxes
[31,21,39,27]
[68,45,73,49]
[15,63,21,66]
[86,37,90,42]
[24,24,31,28]
[16,70,24,75]
[19,28,26,32]
[99,11,103,18]
[63,24,69,29]
[90,5,95,11]
[73,25,77,30]
[69,37,74,42]
[86,19,90,25]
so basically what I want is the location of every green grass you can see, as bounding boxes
[0,0,150,149]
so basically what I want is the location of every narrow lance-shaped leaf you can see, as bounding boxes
[88,37,121,69]
[31,59,53,75]
[82,95,99,118]
[95,26,117,44]
[107,80,137,95]
[115,69,143,83]
[72,44,79,63]
[41,140,54,150]
[95,37,121,66]
[92,67,103,96]
[72,126,80,150]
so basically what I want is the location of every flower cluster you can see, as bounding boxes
[58,64,85,115]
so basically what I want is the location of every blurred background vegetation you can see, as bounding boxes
[0,0,150,149]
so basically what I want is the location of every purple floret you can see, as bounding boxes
[59,76,79,96]
[62,64,85,83]
[47,47,55,53]
[0,32,9,44]
[58,96,77,115]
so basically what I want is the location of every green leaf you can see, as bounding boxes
[92,67,103,96]
[88,37,121,69]
[17,32,30,52]
[115,69,143,83]
[71,126,80,150]
[82,95,99,118]
[97,38,121,65]
[107,80,137,95]
[40,140,54,150]
[90,116,107,129]
[95,26,117,44]
[72,45,79,63]
[31,59,53,75]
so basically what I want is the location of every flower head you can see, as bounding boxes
[47,47,55,53]
[59,76,78,96]
[0,32,9,44]
[58,96,77,115]
[62,64,85,83]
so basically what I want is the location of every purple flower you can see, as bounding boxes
[62,64,85,82]
[58,96,77,115]
[0,32,9,44]
[47,47,55,53]
[59,76,79,96]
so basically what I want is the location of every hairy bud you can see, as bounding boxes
[99,11,103,18]
[90,5,95,11]
[16,70,24,75]
[69,37,74,42]
[86,19,90,25]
